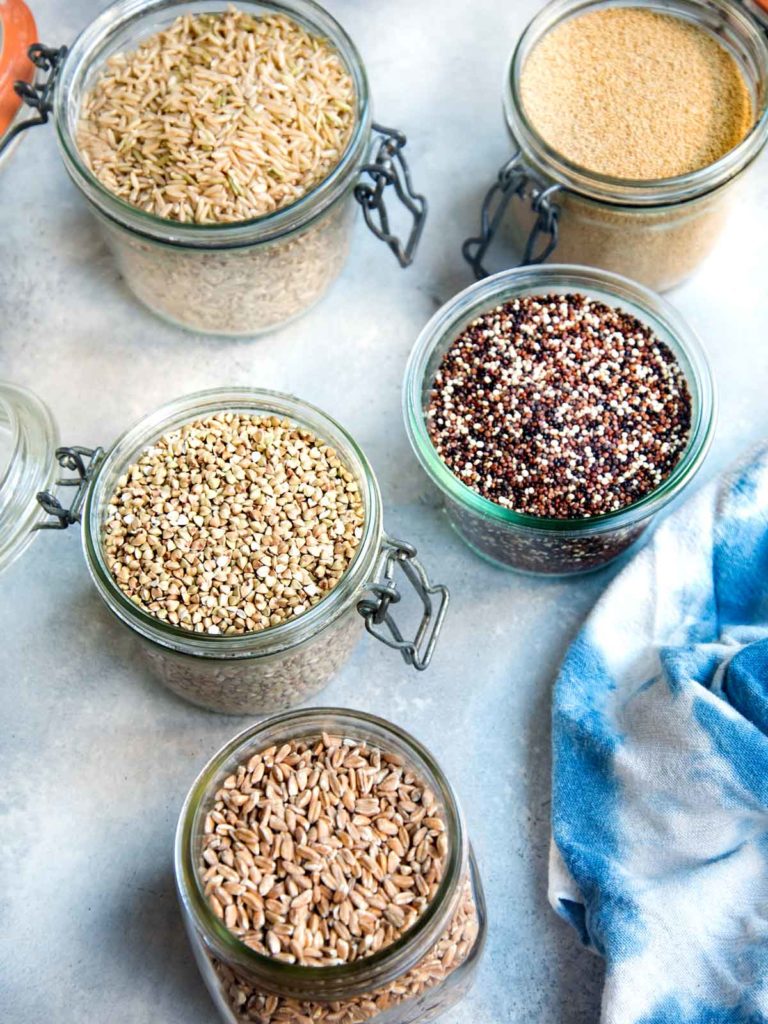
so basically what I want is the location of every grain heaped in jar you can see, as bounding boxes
[47,0,426,335]
[69,388,448,713]
[175,709,486,1024]
[520,8,753,181]
[74,5,355,334]
[426,294,692,521]
[404,266,716,576]
[464,0,768,291]
[77,10,356,225]
[2,384,448,710]
[102,413,365,636]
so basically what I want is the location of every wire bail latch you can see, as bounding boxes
[0,44,68,158]
[355,122,428,268]
[357,536,449,671]
[35,446,104,530]
[462,151,561,280]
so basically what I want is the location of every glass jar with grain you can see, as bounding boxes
[1,0,427,335]
[175,708,486,1024]
[403,265,716,576]
[464,0,768,292]
[0,384,448,712]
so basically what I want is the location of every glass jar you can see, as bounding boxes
[463,0,768,292]
[1,0,427,336]
[175,707,487,1024]
[0,382,58,571]
[403,265,716,577]
[0,385,449,712]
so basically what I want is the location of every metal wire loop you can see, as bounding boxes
[35,446,104,531]
[462,152,562,280]
[0,44,68,158]
[357,537,449,671]
[523,183,561,265]
[354,122,428,268]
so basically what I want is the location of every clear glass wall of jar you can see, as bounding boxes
[464,0,768,292]
[744,0,768,31]
[1,385,448,712]
[47,0,425,336]
[76,389,448,713]
[175,708,487,1024]
[403,266,716,577]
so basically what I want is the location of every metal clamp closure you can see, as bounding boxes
[354,122,428,267]
[462,151,562,280]
[35,446,104,530]
[357,536,449,671]
[0,44,68,158]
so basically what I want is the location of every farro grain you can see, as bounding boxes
[198,735,448,966]
[210,879,479,1024]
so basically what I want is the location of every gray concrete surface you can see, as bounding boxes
[1,0,766,1020]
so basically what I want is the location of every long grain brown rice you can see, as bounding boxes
[77,7,356,224]
[102,412,365,635]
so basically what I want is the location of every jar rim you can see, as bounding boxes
[174,707,467,999]
[402,264,716,536]
[53,0,372,248]
[81,387,384,657]
[505,0,768,207]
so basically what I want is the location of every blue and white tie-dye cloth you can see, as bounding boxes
[550,445,768,1024]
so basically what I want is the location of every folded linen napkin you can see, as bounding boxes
[549,445,768,1024]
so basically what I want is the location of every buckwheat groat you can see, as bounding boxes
[103,413,365,634]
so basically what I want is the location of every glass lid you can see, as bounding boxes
[0,381,58,574]
[0,0,37,143]
[746,0,768,26]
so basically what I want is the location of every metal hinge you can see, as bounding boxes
[355,122,428,268]
[357,536,449,671]
[35,446,104,530]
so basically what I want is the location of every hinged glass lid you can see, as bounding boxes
[0,0,37,152]
[0,381,58,574]
[745,0,768,26]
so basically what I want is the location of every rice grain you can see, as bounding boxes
[77,7,356,224]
